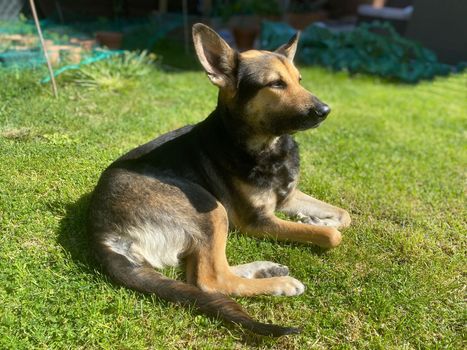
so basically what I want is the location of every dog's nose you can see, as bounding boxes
[316,104,331,118]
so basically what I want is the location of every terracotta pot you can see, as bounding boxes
[66,46,82,63]
[4,34,37,46]
[285,10,328,30]
[70,38,96,51]
[326,0,362,17]
[232,27,259,51]
[261,15,281,22]
[95,31,123,50]
[44,40,60,66]
[47,48,61,66]
[229,15,260,51]
[80,39,97,51]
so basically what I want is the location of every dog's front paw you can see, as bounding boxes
[296,213,321,225]
[231,261,289,279]
[296,212,345,228]
[271,276,305,296]
[339,210,351,228]
[253,263,289,279]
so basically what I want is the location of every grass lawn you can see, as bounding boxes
[0,49,466,349]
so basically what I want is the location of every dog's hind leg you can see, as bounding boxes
[95,239,300,337]
[186,204,305,297]
[91,174,301,336]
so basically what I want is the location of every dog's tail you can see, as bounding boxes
[97,245,300,337]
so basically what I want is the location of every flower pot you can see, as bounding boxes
[261,15,281,22]
[70,38,96,51]
[285,10,328,30]
[229,15,260,51]
[66,46,82,63]
[44,40,60,66]
[232,27,259,51]
[95,31,123,50]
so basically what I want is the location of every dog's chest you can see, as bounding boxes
[247,136,299,205]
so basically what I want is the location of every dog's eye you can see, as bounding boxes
[268,80,286,89]
[299,75,302,82]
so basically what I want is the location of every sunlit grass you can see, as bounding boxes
[0,61,465,349]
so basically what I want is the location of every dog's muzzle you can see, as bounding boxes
[307,103,331,128]
[315,104,331,119]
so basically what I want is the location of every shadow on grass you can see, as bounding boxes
[57,192,97,274]
[57,192,323,343]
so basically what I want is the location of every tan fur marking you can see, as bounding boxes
[281,59,300,83]
[188,203,304,296]
[232,181,342,249]
[240,50,265,59]
[243,56,313,136]
[236,180,277,213]
[242,215,342,249]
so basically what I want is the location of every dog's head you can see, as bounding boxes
[192,23,330,136]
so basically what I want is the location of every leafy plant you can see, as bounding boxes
[215,0,281,20]
[67,50,157,90]
[0,15,36,35]
[261,21,453,83]
[250,0,281,16]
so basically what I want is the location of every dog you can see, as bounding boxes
[88,23,351,337]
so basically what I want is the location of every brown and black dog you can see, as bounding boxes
[88,23,351,337]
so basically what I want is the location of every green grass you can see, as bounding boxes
[1,55,466,349]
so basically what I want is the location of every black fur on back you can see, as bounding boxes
[109,106,300,210]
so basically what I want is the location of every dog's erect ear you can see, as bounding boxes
[275,32,300,61]
[192,23,236,88]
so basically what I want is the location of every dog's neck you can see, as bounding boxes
[245,134,280,153]
[199,104,299,193]
[213,103,280,155]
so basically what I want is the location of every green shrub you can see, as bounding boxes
[65,50,158,90]
[261,21,455,83]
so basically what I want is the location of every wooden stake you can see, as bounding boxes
[182,0,189,54]
[29,0,58,98]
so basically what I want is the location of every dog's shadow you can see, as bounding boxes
[57,192,97,274]
[57,193,325,344]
